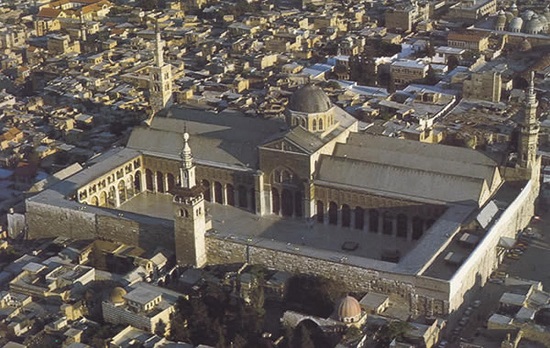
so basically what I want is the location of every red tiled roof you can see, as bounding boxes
[37,7,62,18]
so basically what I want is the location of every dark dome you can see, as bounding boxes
[288,84,332,113]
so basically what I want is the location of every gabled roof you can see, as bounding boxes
[316,155,488,204]
[316,133,501,205]
[128,108,285,170]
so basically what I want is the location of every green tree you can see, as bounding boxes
[425,41,435,57]
[387,73,397,94]
[424,65,438,85]
[284,274,343,317]
[293,324,315,348]
[447,55,459,71]
[377,321,410,347]
[155,319,167,337]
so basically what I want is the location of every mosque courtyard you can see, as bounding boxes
[118,192,419,262]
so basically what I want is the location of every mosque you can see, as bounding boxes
[24,29,542,318]
[494,5,550,35]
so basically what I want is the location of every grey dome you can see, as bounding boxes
[509,17,523,31]
[522,10,535,21]
[288,84,332,113]
[525,15,543,34]
[496,10,507,29]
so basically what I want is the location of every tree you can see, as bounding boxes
[425,41,435,57]
[377,321,410,347]
[155,319,167,337]
[424,65,438,85]
[292,324,315,348]
[447,55,459,72]
[284,274,344,318]
[387,73,396,94]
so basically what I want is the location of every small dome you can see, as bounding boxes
[337,295,362,322]
[524,15,543,34]
[538,14,548,29]
[496,11,507,29]
[522,10,535,21]
[288,84,332,114]
[110,287,127,304]
[508,17,523,31]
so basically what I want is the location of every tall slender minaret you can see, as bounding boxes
[172,130,207,267]
[518,71,539,170]
[149,19,173,114]
[79,13,86,42]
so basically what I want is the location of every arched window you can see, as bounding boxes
[301,118,306,127]
[282,170,291,183]
[273,170,281,183]
[383,211,393,235]
[202,180,211,201]
[312,119,317,131]
[412,216,424,240]
[354,207,364,230]
[341,204,351,227]
[214,182,223,203]
[317,201,324,223]
[397,214,407,238]
[329,202,338,225]
[318,118,323,130]
[369,209,379,233]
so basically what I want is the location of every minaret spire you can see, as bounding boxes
[527,70,536,106]
[79,12,86,42]
[517,70,539,169]
[154,19,164,67]
[181,131,193,170]
[179,127,196,189]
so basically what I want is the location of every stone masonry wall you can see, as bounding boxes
[26,201,174,253]
[448,177,539,313]
[26,201,97,240]
[206,237,450,316]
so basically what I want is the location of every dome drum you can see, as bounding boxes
[286,84,336,133]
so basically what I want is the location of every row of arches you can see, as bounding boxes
[316,201,435,241]
[272,187,303,217]
[88,172,142,208]
[144,169,175,193]
[201,180,256,212]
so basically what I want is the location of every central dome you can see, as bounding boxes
[288,84,332,114]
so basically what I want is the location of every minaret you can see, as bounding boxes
[172,130,207,267]
[79,13,86,42]
[518,71,539,169]
[149,19,173,115]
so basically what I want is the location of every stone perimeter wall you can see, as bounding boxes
[206,236,451,316]
[26,201,175,252]
[447,176,539,313]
